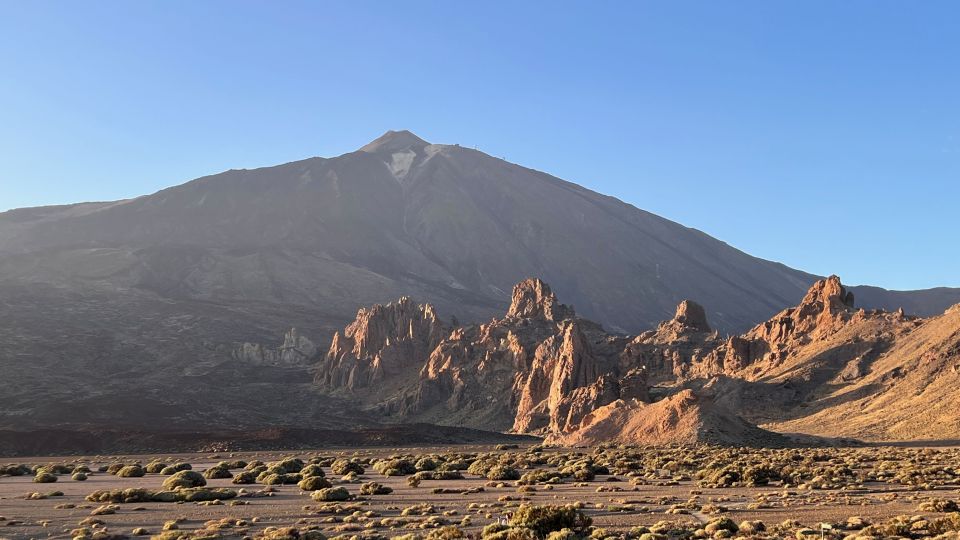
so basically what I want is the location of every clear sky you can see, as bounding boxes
[1,1,957,290]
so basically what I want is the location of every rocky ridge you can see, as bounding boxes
[315,275,960,445]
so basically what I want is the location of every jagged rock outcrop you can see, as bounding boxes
[317,297,446,393]
[671,300,711,333]
[314,274,960,445]
[620,300,720,383]
[506,279,575,321]
[512,321,632,434]
[234,328,317,366]
[321,279,647,437]
[689,276,864,378]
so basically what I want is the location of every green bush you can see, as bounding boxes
[145,462,168,474]
[72,472,88,481]
[270,458,305,474]
[86,487,236,504]
[331,459,364,475]
[203,466,232,479]
[416,458,438,471]
[260,473,302,485]
[37,464,73,475]
[544,529,578,540]
[105,463,127,475]
[374,458,416,476]
[426,526,466,540]
[232,471,258,484]
[33,472,58,483]
[359,481,393,495]
[311,487,351,502]
[572,469,594,482]
[162,470,206,490]
[300,464,325,477]
[0,464,32,476]
[508,505,591,539]
[298,475,333,491]
[117,465,146,478]
[414,470,464,481]
[487,465,521,481]
[159,463,192,475]
[485,528,538,540]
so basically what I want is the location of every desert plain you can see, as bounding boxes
[5,443,960,540]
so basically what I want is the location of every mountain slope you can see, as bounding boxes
[3,131,953,335]
[1,129,958,433]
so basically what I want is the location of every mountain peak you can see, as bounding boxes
[360,130,430,154]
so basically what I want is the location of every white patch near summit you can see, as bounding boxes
[388,150,417,181]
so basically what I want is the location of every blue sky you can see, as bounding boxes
[1,1,957,290]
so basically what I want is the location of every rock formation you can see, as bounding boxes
[620,299,720,383]
[689,275,880,379]
[506,279,575,321]
[315,274,960,445]
[317,278,777,444]
[317,297,446,394]
[234,328,318,367]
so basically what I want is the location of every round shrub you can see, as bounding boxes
[427,526,466,540]
[260,473,301,485]
[359,481,393,495]
[374,459,416,476]
[270,458,305,474]
[298,475,332,491]
[144,462,167,474]
[203,466,232,479]
[572,469,594,482]
[34,472,58,483]
[162,470,206,490]
[159,463,192,476]
[37,464,72,475]
[72,472,88,481]
[416,458,437,471]
[485,528,538,540]
[487,465,521,481]
[509,505,591,538]
[300,464,325,478]
[545,529,578,540]
[311,486,351,502]
[232,471,257,484]
[331,459,364,475]
[0,464,32,476]
[117,465,146,478]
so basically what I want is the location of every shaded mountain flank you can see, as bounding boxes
[1,130,958,443]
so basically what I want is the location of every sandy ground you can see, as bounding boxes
[0,445,953,539]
